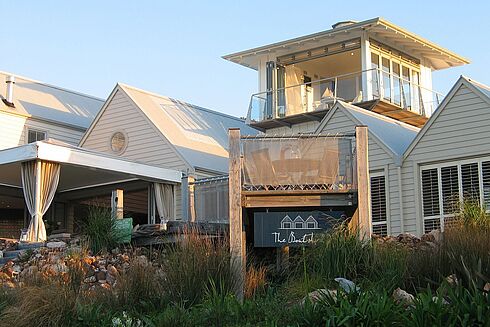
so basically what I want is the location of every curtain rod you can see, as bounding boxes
[240,132,356,139]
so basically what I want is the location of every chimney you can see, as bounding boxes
[4,75,15,107]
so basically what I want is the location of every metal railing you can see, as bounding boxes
[247,68,444,124]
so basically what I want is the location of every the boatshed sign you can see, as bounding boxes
[254,211,346,247]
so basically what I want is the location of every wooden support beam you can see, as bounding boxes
[111,189,124,219]
[228,128,245,301]
[355,126,371,239]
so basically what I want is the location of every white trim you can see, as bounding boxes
[0,141,182,184]
[419,156,490,232]
[370,170,388,235]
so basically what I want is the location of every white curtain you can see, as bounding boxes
[21,160,60,242]
[285,65,303,115]
[154,183,174,224]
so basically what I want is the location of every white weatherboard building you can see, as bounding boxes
[224,17,490,237]
[0,74,254,239]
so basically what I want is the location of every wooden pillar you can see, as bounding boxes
[356,126,371,239]
[188,175,196,223]
[111,189,124,219]
[229,128,245,301]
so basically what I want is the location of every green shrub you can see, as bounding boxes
[81,205,118,254]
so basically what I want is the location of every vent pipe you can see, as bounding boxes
[4,75,15,107]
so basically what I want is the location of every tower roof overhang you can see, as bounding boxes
[223,17,469,71]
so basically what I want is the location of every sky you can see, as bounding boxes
[1,1,489,118]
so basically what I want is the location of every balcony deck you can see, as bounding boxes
[250,99,428,130]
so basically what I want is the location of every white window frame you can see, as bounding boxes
[26,128,48,144]
[370,171,388,235]
[420,156,490,232]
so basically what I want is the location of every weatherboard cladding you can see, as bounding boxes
[402,78,490,235]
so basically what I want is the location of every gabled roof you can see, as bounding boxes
[403,76,490,160]
[223,17,469,71]
[85,83,258,174]
[0,71,104,129]
[316,101,420,161]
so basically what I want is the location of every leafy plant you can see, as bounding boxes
[81,205,119,254]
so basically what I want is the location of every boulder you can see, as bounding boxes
[335,277,359,293]
[46,241,66,249]
[392,288,414,306]
[301,289,337,306]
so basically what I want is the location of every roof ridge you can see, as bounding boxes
[0,70,105,102]
[118,82,247,122]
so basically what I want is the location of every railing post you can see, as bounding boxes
[355,126,371,240]
[229,128,245,301]
[334,77,338,99]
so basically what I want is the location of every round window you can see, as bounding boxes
[110,132,127,153]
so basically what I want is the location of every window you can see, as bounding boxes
[370,173,387,236]
[461,163,480,201]
[110,131,127,153]
[421,159,490,233]
[27,129,47,143]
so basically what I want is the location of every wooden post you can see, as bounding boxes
[111,189,124,219]
[188,175,196,223]
[229,128,245,301]
[356,126,371,239]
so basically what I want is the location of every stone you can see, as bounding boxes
[334,277,359,293]
[392,288,415,306]
[421,233,435,243]
[432,296,449,305]
[46,241,67,249]
[301,289,337,306]
[95,270,106,281]
[107,264,118,277]
[484,283,490,293]
[445,274,459,287]
[84,275,96,283]
[429,229,443,243]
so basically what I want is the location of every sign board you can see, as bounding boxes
[113,217,133,244]
[254,211,346,247]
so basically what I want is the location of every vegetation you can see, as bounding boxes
[80,205,119,254]
[0,202,489,326]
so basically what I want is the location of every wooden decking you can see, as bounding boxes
[356,99,428,128]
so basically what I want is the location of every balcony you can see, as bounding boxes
[247,68,444,129]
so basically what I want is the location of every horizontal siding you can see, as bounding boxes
[403,84,490,236]
[0,112,27,149]
[82,89,188,171]
[26,119,84,145]
[0,111,85,149]
[265,121,319,135]
[318,109,402,236]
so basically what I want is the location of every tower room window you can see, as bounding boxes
[27,129,47,143]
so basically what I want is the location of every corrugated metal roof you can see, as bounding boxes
[119,83,258,173]
[465,77,490,100]
[0,71,104,128]
[337,101,420,157]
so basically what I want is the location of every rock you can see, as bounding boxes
[301,289,337,306]
[432,296,449,305]
[445,274,459,287]
[421,233,435,242]
[334,277,359,293]
[484,283,490,293]
[95,270,106,281]
[429,229,443,243]
[46,241,66,249]
[107,264,118,277]
[392,288,414,306]
[84,275,96,283]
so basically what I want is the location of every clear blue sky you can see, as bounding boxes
[2,1,489,117]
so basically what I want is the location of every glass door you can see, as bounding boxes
[392,62,401,106]
[371,53,380,98]
[401,66,411,109]
[381,57,391,101]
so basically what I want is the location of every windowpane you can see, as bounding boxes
[421,168,440,217]
[461,163,480,201]
[482,161,490,208]
[27,129,46,143]
[382,57,391,100]
[441,166,459,214]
